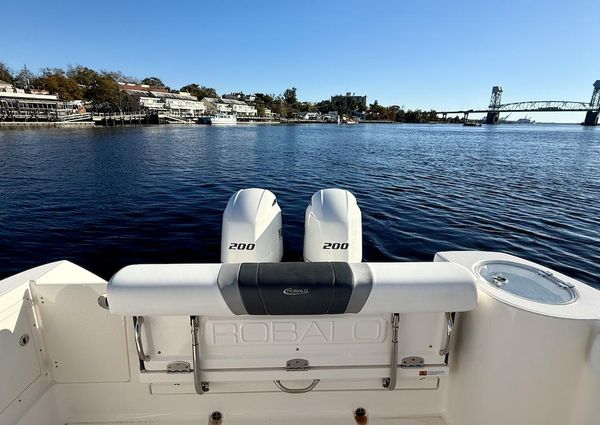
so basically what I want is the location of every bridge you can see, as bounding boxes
[438,80,600,125]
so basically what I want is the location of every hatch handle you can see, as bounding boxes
[274,379,320,393]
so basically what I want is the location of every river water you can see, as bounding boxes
[0,124,598,287]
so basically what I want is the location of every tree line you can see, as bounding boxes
[0,62,441,121]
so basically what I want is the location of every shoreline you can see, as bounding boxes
[0,121,582,130]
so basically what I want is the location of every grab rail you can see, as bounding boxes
[134,316,150,362]
[382,313,400,390]
[439,312,454,356]
[192,316,209,394]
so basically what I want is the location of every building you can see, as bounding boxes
[154,92,206,116]
[118,83,206,117]
[0,80,12,90]
[296,111,321,120]
[222,92,256,103]
[202,97,257,117]
[322,111,339,122]
[0,80,69,121]
[118,82,168,93]
[331,92,367,111]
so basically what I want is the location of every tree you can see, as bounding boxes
[141,77,165,87]
[101,70,138,84]
[180,83,218,100]
[87,74,120,110]
[67,65,99,87]
[13,66,36,89]
[283,87,297,108]
[0,62,13,83]
[36,67,84,100]
[315,100,332,114]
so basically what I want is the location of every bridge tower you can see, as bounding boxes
[485,86,503,124]
[583,80,600,126]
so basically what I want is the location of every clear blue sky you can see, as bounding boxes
[1,0,598,122]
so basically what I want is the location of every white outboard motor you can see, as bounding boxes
[303,188,362,262]
[221,188,283,263]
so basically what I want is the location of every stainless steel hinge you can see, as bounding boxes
[401,356,424,368]
[286,358,309,371]
[167,361,191,374]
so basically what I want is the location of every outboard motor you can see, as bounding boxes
[221,188,283,262]
[303,188,362,262]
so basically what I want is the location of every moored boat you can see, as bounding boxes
[199,113,237,125]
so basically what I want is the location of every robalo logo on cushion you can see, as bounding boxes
[283,288,309,296]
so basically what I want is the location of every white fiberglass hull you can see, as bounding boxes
[209,115,237,125]
[2,251,600,425]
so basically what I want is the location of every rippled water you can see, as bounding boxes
[0,124,599,287]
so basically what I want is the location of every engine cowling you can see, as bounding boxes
[303,188,362,262]
[221,188,283,263]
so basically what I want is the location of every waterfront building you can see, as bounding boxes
[0,79,12,90]
[323,111,339,122]
[222,92,257,103]
[118,82,168,93]
[0,80,69,121]
[331,92,367,111]
[202,97,257,117]
[118,83,206,117]
[296,111,321,120]
[202,97,232,114]
[154,92,206,116]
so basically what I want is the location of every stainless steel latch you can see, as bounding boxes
[537,270,575,288]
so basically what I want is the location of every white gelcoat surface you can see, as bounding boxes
[304,188,362,262]
[107,263,229,316]
[2,253,600,425]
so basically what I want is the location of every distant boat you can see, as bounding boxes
[515,116,535,124]
[199,114,237,125]
[463,121,482,127]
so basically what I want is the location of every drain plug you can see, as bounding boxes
[354,407,368,425]
[209,411,223,425]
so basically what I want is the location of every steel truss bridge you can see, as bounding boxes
[441,100,593,115]
[437,81,600,125]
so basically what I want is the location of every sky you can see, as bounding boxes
[1,0,599,122]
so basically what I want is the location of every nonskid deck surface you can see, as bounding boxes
[68,418,446,425]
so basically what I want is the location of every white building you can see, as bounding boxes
[0,79,13,91]
[323,111,339,122]
[202,97,257,117]
[0,80,67,120]
[118,83,206,117]
[202,98,232,114]
[297,112,321,120]
[153,92,206,116]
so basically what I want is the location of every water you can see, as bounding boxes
[0,124,599,288]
